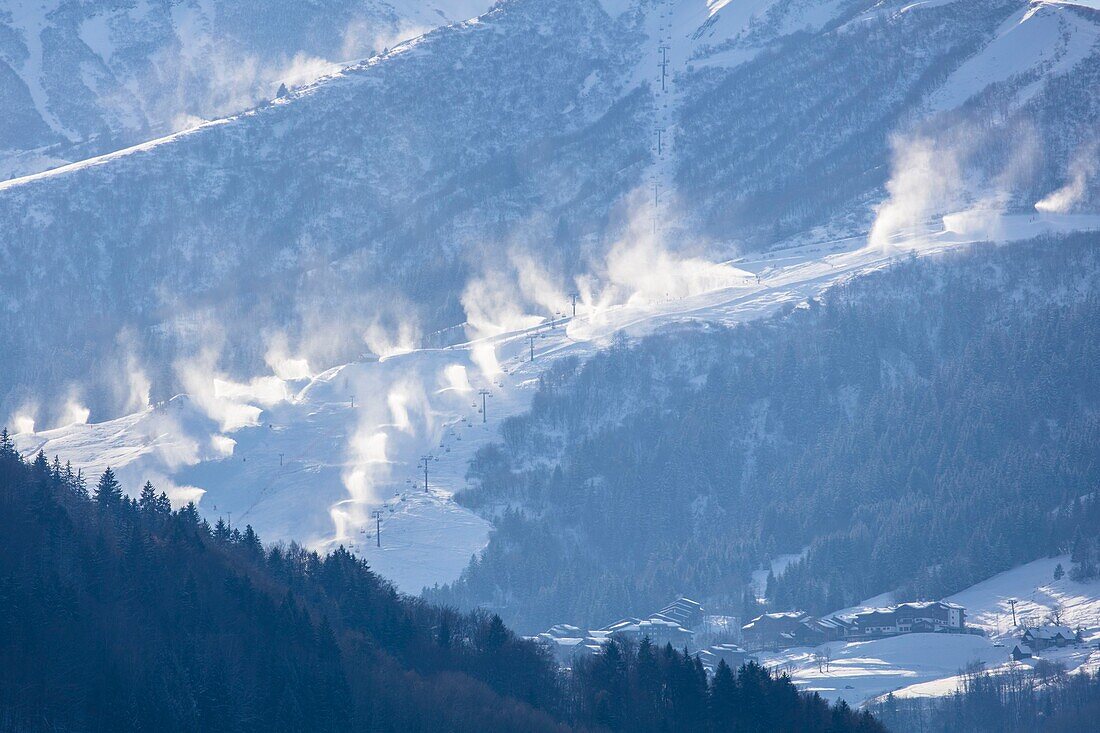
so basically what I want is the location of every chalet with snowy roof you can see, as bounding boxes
[531,597,701,668]
[1021,625,1082,651]
[599,616,694,648]
[810,615,853,641]
[1010,643,1033,661]
[530,624,602,666]
[653,597,705,630]
[849,601,965,637]
[741,612,825,650]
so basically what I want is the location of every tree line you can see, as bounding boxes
[870,661,1100,732]
[0,431,880,732]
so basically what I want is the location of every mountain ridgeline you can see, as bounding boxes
[428,232,1100,632]
[0,433,882,732]
[0,0,491,178]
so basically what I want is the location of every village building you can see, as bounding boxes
[742,600,966,649]
[531,624,602,666]
[531,597,701,667]
[652,597,705,630]
[696,643,754,674]
[1021,625,1082,651]
[849,601,966,637]
[809,615,852,642]
[741,611,824,650]
[598,616,695,648]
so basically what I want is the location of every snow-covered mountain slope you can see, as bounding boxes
[0,0,491,178]
[887,555,1100,698]
[760,553,1100,707]
[1,0,1098,431]
[0,0,647,424]
[676,0,1100,239]
[14,211,1098,593]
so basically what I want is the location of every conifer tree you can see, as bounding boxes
[32,450,49,477]
[242,524,263,557]
[710,659,736,729]
[138,481,158,514]
[94,467,123,507]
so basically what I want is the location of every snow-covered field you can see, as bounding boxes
[757,554,1100,706]
[13,212,1100,595]
[759,633,1005,706]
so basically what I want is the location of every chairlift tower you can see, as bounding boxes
[371,509,383,547]
[419,455,432,492]
[478,388,492,423]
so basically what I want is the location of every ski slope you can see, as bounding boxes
[13,212,1100,594]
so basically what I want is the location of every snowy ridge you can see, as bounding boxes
[0,0,493,177]
[0,117,233,193]
[927,0,1100,113]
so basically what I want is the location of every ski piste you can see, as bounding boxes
[15,211,1099,593]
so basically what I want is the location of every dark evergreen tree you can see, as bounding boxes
[93,466,123,507]
[138,480,158,514]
